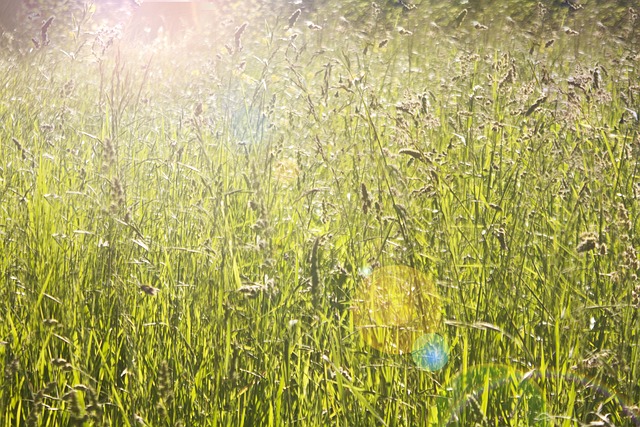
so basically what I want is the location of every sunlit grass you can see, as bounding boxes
[1,1,639,425]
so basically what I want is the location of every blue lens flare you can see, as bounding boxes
[412,333,448,371]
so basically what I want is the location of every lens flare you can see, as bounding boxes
[353,265,441,355]
[412,333,448,371]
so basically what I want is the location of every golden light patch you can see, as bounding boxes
[353,265,441,355]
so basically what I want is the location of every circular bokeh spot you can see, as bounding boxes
[358,265,373,278]
[412,333,448,371]
[353,265,441,355]
[445,364,548,426]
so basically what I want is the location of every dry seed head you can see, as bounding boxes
[157,361,174,409]
[398,148,430,164]
[617,202,632,231]
[576,232,597,253]
[5,358,19,378]
[592,67,600,89]
[499,68,514,88]
[41,16,54,46]
[103,138,115,166]
[26,389,44,426]
[599,242,608,256]
[12,137,23,151]
[238,284,268,298]
[61,79,75,98]
[524,95,547,116]
[576,239,596,253]
[234,23,247,50]
[234,23,247,40]
[140,285,159,296]
[43,318,59,327]
[112,177,123,198]
[361,183,371,214]
[566,0,583,11]
[495,227,508,250]
[452,9,467,28]
[288,9,301,28]
[51,358,68,367]
[537,2,547,15]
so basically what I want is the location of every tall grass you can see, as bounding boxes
[1,1,639,425]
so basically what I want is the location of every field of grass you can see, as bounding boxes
[1,0,639,425]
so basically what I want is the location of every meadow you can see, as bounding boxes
[1,0,639,425]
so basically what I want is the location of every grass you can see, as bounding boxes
[0,0,639,425]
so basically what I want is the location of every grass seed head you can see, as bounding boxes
[495,227,508,250]
[288,9,301,28]
[524,95,547,116]
[51,358,67,368]
[599,242,608,256]
[576,232,597,253]
[26,389,44,426]
[361,183,371,214]
[40,16,54,46]
[234,22,247,50]
[140,285,159,296]
[43,318,59,327]
[499,68,514,88]
[398,148,430,164]
[452,9,467,28]
[4,359,19,379]
[632,284,640,308]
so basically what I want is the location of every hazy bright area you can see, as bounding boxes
[1,0,639,425]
